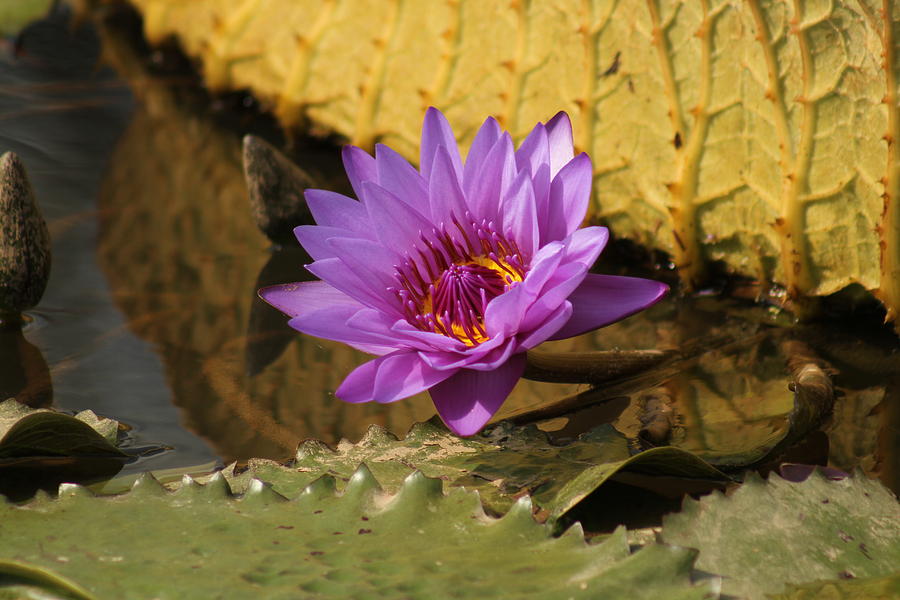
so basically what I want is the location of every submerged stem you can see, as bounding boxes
[522,349,674,384]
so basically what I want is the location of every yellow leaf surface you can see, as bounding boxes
[122,0,900,322]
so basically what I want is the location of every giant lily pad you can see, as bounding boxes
[0,469,715,599]
[661,471,900,599]
[106,0,900,324]
[222,418,729,522]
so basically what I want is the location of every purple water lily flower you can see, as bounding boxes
[260,108,667,436]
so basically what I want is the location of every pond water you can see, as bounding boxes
[3,8,898,495]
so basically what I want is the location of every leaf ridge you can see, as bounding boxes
[204,0,262,91]
[498,0,529,136]
[420,0,462,112]
[352,0,402,149]
[649,0,715,289]
[273,0,336,129]
[872,0,900,322]
[770,0,819,301]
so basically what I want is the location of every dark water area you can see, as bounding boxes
[1,8,217,478]
[2,7,898,496]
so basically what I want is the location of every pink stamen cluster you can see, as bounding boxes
[388,212,527,345]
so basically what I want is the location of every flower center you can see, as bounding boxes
[427,261,508,344]
[389,214,527,346]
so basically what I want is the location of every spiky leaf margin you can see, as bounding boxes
[219,419,729,522]
[0,468,714,600]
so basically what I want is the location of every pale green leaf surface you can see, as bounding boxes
[661,472,900,600]
[0,469,714,600]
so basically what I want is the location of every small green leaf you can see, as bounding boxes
[0,401,125,459]
[0,471,715,599]
[661,472,900,599]
[0,400,131,501]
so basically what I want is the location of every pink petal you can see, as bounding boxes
[545,111,574,178]
[501,169,538,257]
[421,107,462,182]
[293,225,359,261]
[304,189,371,235]
[341,146,377,201]
[258,280,361,318]
[327,237,400,289]
[544,153,592,243]
[305,257,398,315]
[362,182,434,254]
[563,226,609,268]
[429,145,469,225]
[372,352,457,403]
[519,261,585,331]
[337,351,458,404]
[467,132,516,224]
[463,117,501,194]
[417,333,507,371]
[463,338,517,371]
[517,301,572,350]
[514,121,549,176]
[549,273,669,340]
[287,306,397,355]
[375,144,428,209]
[346,308,465,353]
[429,354,526,436]
[484,242,566,338]
[335,355,382,403]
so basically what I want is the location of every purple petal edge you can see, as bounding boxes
[258,281,359,318]
[549,273,669,340]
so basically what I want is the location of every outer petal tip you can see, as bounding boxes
[546,111,572,133]
[258,283,305,317]
[548,273,670,340]
[428,355,526,436]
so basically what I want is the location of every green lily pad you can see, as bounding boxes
[661,471,900,599]
[222,418,729,522]
[768,571,900,600]
[0,399,124,459]
[0,400,129,501]
[0,468,715,599]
